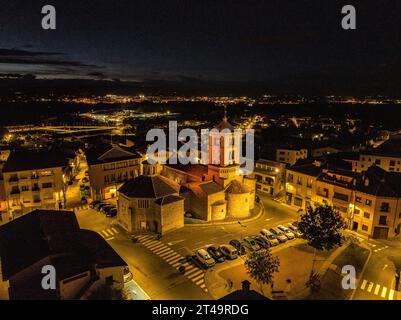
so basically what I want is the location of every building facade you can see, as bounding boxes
[2,150,69,222]
[276,147,308,165]
[285,162,401,239]
[117,163,184,234]
[251,159,286,196]
[86,144,143,201]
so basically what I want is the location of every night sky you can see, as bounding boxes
[1,0,401,94]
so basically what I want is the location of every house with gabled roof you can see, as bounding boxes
[85,143,143,201]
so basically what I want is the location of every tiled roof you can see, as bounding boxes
[154,194,183,206]
[0,210,125,284]
[118,175,179,199]
[3,149,69,173]
[356,165,401,197]
[85,143,142,166]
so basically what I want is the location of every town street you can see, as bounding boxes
[74,192,301,299]
[352,237,401,300]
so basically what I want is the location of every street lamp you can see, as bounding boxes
[238,221,247,242]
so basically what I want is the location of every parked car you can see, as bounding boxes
[90,200,101,209]
[288,224,303,238]
[106,208,117,217]
[195,249,216,268]
[207,245,225,263]
[251,235,270,249]
[100,205,115,214]
[96,203,111,211]
[80,197,88,205]
[270,227,288,243]
[94,202,108,210]
[243,236,261,251]
[82,177,89,184]
[220,244,238,260]
[260,229,279,246]
[186,254,204,269]
[229,239,246,255]
[277,225,295,240]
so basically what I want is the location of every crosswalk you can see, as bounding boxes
[98,227,120,241]
[136,235,208,293]
[373,245,389,253]
[360,279,395,300]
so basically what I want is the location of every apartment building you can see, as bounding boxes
[86,144,143,201]
[2,149,69,222]
[351,167,401,239]
[285,162,401,239]
[276,147,308,165]
[352,140,401,173]
[252,159,286,196]
[285,162,322,210]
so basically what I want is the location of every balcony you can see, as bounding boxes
[32,187,41,192]
[317,191,329,198]
[10,189,20,195]
[9,176,19,183]
[333,192,349,202]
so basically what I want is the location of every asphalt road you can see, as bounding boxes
[352,238,401,300]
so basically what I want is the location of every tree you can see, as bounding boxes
[244,249,280,295]
[298,204,346,286]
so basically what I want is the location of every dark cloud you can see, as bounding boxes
[0,48,62,56]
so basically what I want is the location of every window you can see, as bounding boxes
[375,159,381,165]
[105,276,114,286]
[390,160,396,166]
[42,182,52,189]
[363,212,370,219]
[365,199,372,206]
[297,176,302,186]
[10,186,20,194]
[333,192,348,202]
[355,196,362,203]
[380,202,390,212]
[362,225,368,232]
[379,216,387,225]
[138,199,149,209]
[318,188,329,198]
[294,197,303,207]
[21,185,29,191]
[307,179,313,188]
[354,209,360,215]
[287,174,294,183]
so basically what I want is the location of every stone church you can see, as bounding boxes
[117,113,255,234]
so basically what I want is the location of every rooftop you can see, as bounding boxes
[0,210,127,283]
[118,174,179,199]
[3,149,69,173]
[85,143,142,166]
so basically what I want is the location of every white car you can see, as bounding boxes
[196,249,216,268]
[277,225,295,240]
[270,227,288,243]
[260,228,279,246]
[288,224,303,238]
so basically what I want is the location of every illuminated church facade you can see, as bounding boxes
[117,113,255,234]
